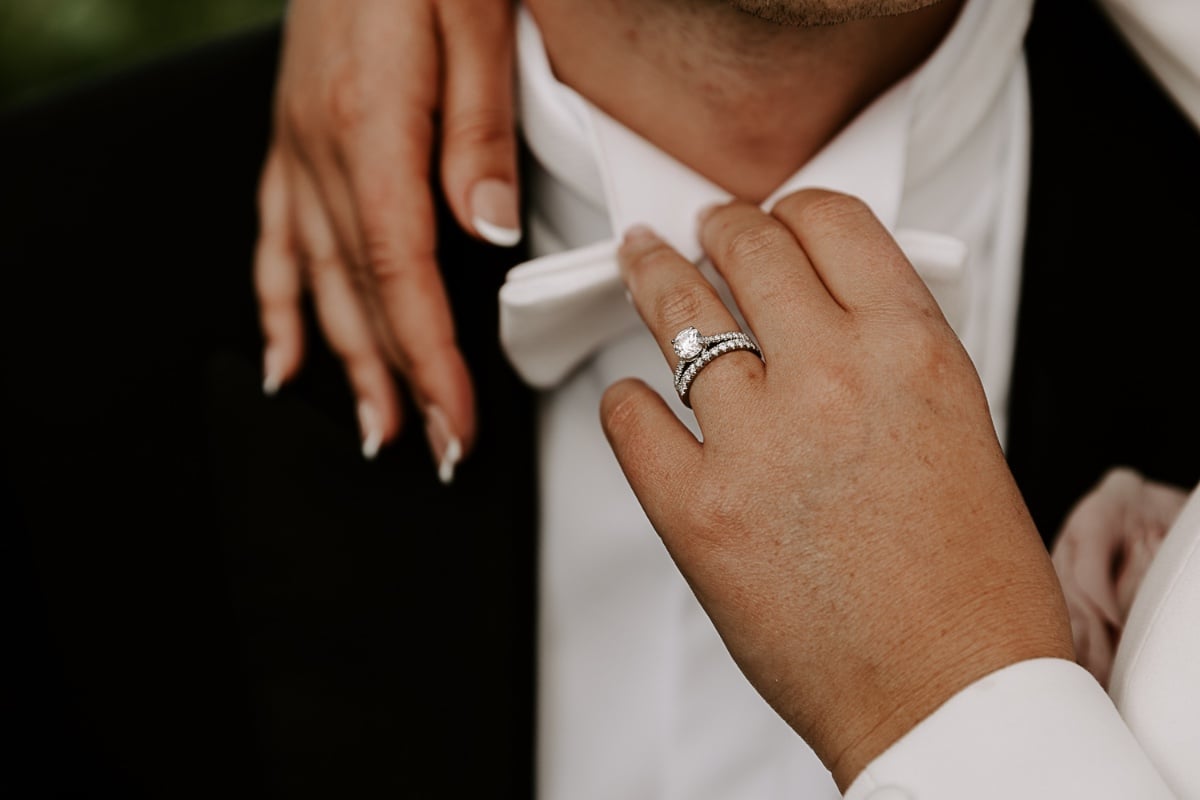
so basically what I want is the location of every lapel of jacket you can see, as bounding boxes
[1008,0,1200,546]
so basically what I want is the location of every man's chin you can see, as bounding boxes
[724,0,951,27]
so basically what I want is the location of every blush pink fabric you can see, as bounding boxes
[1051,468,1189,687]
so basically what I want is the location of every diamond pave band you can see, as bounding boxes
[670,326,763,408]
[671,327,752,383]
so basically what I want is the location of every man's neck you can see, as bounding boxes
[527,0,965,203]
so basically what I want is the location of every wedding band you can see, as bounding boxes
[671,326,750,382]
[670,326,763,408]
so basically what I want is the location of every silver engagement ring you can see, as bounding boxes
[670,326,763,408]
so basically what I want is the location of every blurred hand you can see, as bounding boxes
[602,191,1073,790]
[255,0,518,481]
[1051,467,1188,688]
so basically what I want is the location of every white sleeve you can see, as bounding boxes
[1100,0,1200,131]
[843,658,1175,800]
[1110,483,1200,799]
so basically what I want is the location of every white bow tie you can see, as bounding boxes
[499,227,967,389]
[495,0,1031,391]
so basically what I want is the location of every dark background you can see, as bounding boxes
[1,0,286,111]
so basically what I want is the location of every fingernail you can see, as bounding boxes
[262,347,283,396]
[424,405,463,485]
[623,224,656,245]
[358,401,383,461]
[471,178,522,247]
[697,203,721,225]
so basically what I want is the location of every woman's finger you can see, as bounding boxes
[342,111,476,475]
[1142,478,1191,534]
[290,162,402,459]
[296,139,369,282]
[1077,603,1116,687]
[600,377,703,527]
[1063,526,1124,627]
[617,226,763,423]
[697,200,842,359]
[1053,469,1141,625]
[254,146,306,394]
[437,0,521,246]
[770,189,938,317]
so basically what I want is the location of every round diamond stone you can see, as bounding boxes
[673,327,703,360]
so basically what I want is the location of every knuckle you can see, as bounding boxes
[880,321,944,378]
[307,254,343,277]
[327,65,367,132]
[1099,466,1138,488]
[280,95,312,139]
[625,240,676,276]
[443,107,511,152]
[395,110,436,154]
[601,385,643,440]
[689,482,748,543]
[788,190,871,231]
[361,228,404,281]
[802,346,874,419]
[907,324,963,378]
[369,253,415,289]
[721,223,788,265]
[354,175,391,211]
[358,213,435,284]
[653,281,711,329]
[703,351,764,390]
[883,323,983,409]
[689,356,763,412]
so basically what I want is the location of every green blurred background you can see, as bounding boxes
[1,0,287,111]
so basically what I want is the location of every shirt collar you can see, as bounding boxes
[515,0,1031,253]
[503,0,1031,392]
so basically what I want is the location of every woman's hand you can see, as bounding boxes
[602,190,1073,790]
[1051,467,1189,688]
[254,0,518,480]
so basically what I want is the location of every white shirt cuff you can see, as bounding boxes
[844,658,1175,800]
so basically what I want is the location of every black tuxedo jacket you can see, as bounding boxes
[2,0,1197,797]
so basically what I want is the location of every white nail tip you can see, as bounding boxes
[358,402,383,461]
[438,438,463,485]
[262,373,281,396]
[474,216,522,247]
[362,433,382,461]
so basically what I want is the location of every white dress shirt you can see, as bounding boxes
[845,2,1200,795]
[1102,0,1200,131]
[845,477,1200,800]
[508,2,1033,798]
[1111,480,1200,797]
[499,0,1200,798]
[843,658,1177,800]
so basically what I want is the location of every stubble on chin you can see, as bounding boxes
[724,0,951,27]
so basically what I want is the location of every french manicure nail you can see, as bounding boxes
[471,178,522,247]
[424,405,463,485]
[262,347,282,396]
[358,401,383,461]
